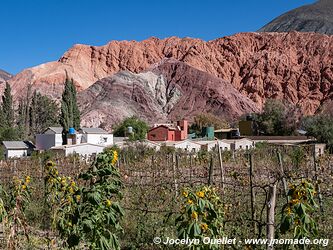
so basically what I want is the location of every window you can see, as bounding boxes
[239,145,242,149]
[246,145,249,150]
[224,147,228,151]
[103,137,108,143]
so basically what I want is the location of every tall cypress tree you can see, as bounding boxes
[29,90,59,135]
[59,78,81,132]
[2,82,14,128]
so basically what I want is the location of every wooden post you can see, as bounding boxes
[277,150,288,202]
[217,145,225,194]
[189,154,192,184]
[267,183,276,250]
[172,153,178,196]
[249,152,257,234]
[208,154,214,185]
[313,145,324,213]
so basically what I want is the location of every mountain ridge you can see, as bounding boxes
[7,31,333,125]
[79,59,259,128]
[259,0,333,34]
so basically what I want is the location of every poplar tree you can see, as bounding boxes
[59,78,81,132]
[1,82,14,128]
[29,91,59,135]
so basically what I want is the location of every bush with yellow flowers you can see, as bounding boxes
[175,186,224,249]
[280,179,318,239]
[0,176,31,249]
[45,149,124,250]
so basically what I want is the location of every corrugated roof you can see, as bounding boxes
[45,127,63,134]
[2,141,35,149]
[81,127,109,134]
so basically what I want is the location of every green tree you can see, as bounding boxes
[0,127,20,141]
[29,91,59,135]
[17,99,28,139]
[302,114,333,151]
[1,82,14,128]
[113,116,149,141]
[59,78,81,132]
[256,99,301,136]
[190,113,229,135]
[0,83,20,140]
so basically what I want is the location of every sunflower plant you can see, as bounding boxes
[175,186,224,249]
[46,149,124,249]
[280,179,318,239]
[0,176,31,249]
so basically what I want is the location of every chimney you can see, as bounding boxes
[177,120,188,140]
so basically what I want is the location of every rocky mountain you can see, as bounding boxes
[8,32,333,125]
[79,59,259,129]
[259,0,333,35]
[0,69,12,83]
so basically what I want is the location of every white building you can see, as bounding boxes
[50,143,106,157]
[190,140,232,152]
[80,128,113,146]
[115,139,161,151]
[217,140,231,151]
[36,127,63,150]
[163,140,202,152]
[225,138,254,151]
[36,127,113,151]
[194,140,219,151]
[2,141,35,159]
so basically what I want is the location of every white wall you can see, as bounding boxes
[64,144,105,157]
[217,140,231,151]
[86,134,113,146]
[175,141,201,152]
[234,140,253,150]
[6,149,28,159]
[36,134,63,150]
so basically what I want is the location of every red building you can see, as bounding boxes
[147,120,188,141]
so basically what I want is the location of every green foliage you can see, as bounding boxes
[113,116,149,141]
[175,186,224,249]
[1,82,14,128]
[280,180,318,240]
[0,176,32,249]
[190,113,229,135]
[0,127,21,141]
[290,147,305,169]
[29,91,59,135]
[59,78,81,132]
[302,114,333,150]
[45,149,124,249]
[256,99,301,136]
[0,83,21,141]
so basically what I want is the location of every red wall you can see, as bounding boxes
[148,126,175,141]
[148,120,188,141]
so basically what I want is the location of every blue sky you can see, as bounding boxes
[0,0,315,74]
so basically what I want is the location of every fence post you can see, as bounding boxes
[277,150,288,202]
[267,183,276,250]
[217,145,225,194]
[249,152,257,235]
[172,152,178,196]
[208,153,214,185]
[189,153,192,184]
[313,145,324,213]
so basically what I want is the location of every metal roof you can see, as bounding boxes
[45,127,63,134]
[81,127,109,134]
[2,141,35,149]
